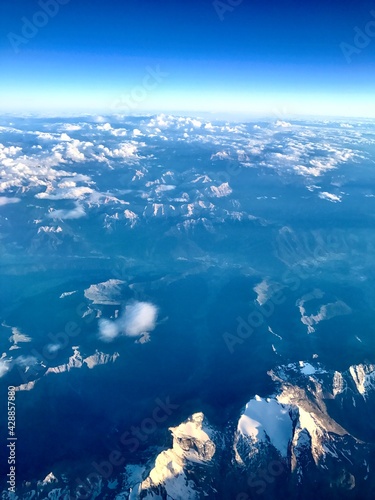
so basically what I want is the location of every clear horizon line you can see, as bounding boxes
[0,110,374,122]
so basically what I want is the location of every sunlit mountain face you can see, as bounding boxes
[0,114,375,499]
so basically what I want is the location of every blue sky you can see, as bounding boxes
[0,0,374,118]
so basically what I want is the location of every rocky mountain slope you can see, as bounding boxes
[7,361,375,499]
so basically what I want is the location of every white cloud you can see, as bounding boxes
[93,115,107,123]
[36,186,93,201]
[274,120,292,128]
[58,180,77,188]
[111,128,127,137]
[9,327,31,345]
[59,133,72,142]
[0,144,22,161]
[190,119,202,128]
[121,302,158,337]
[98,301,159,342]
[48,204,86,219]
[0,196,20,206]
[52,139,93,163]
[294,163,335,177]
[37,132,56,140]
[0,354,39,377]
[155,184,176,195]
[61,124,82,131]
[65,142,86,162]
[308,158,335,172]
[0,358,11,377]
[318,191,342,203]
[15,355,38,368]
[97,123,112,131]
[98,319,120,342]
[98,142,138,159]
[0,151,72,192]
[46,343,61,353]
[147,114,174,129]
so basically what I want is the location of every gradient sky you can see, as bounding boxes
[0,0,374,118]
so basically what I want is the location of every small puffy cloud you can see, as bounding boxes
[0,354,38,378]
[61,124,82,131]
[58,180,77,188]
[147,114,174,129]
[190,119,202,128]
[53,139,90,162]
[15,355,38,368]
[155,184,176,195]
[65,143,86,162]
[97,123,112,131]
[37,132,56,140]
[36,186,93,201]
[111,128,127,137]
[0,144,22,157]
[275,120,292,128]
[46,343,61,354]
[59,133,72,142]
[98,319,120,342]
[318,191,342,203]
[294,165,328,177]
[121,302,158,337]
[98,301,159,342]
[48,204,86,219]
[116,143,140,158]
[9,327,31,346]
[98,142,138,159]
[0,196,20,206]
[0,359,11,377]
